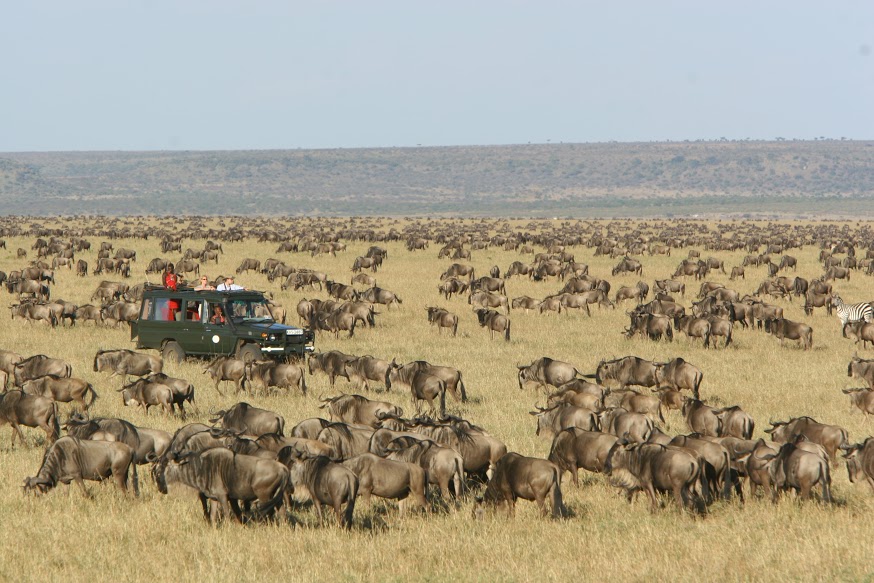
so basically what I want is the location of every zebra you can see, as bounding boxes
[832,294,874,337]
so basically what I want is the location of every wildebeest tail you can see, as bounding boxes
[85,383,99,409]
[725,325,732,347]
[458,373,467,402]
[258,471,288,520]
[50,312,57,328]
[551,465,567,518]
[50,401,61,442]
[693,371,703,399]
[657,403,665,424]
[439,381,446,417]
[819,458,832,504]
[300,372,307,396]
[452,319,458,337]
[505,319,510,342]
[130,462,140,497]
[721,450,732,500]
[453,456,464,499]
[343,474,358,529]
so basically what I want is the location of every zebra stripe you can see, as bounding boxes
[832,295,874,325]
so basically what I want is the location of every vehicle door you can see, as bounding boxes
[202,301,236,355]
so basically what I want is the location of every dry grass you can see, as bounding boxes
[1,219,873,582]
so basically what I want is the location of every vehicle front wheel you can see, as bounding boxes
[162,341,186,364]
[237,343,262,363]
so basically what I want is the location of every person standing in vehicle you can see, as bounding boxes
[216,276,245,291]
[163,264,181,320]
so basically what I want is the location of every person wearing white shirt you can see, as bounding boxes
[216,276,245,291]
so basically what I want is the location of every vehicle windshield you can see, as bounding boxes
[227,298,274,322]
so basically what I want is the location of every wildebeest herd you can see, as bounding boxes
[2,216,874,532]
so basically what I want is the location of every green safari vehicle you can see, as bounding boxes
[131,284,315,363]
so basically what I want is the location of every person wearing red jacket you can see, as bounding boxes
[163,264,180,320]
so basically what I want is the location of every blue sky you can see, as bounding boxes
[2,1,872,151]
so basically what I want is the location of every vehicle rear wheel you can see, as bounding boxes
[237,343,262,363]
[162,341,185,364]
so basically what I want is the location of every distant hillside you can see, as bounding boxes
[2,141,873,216]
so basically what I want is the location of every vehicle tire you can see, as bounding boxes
[237,343,262,363]
[162,341,186,364]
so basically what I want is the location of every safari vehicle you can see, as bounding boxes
[131,284,314,363]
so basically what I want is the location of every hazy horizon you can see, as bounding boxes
[3,1,872,152]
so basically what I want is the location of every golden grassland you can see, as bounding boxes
[0,219,873,582]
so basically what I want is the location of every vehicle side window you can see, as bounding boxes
[141,298,153,320]
[150,298,180,321]
[185,300,204,322]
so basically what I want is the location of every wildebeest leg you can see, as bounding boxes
[12,422,27,447]
[74,477,91,498]
[644,482,659,512]
[200,495,214,522]
[535,490,548,517]
[313,499,325,524]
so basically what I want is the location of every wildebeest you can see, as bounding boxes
[598,407,654,444]
[612,256,643,276]
[764,417,849,462]
[202,356,246,395]
[437,277,469,299]
[278,448,357,527]
[471,276,506,295]
[0,390,60,446]
[441,263,475,281]
[614,281,649,305]
[713,405,755,439]
[682,399,721,437]
[210,402,285,437]
[530,402,598,438]
[342,453,427,513]
[468,290,509,314]
[235,258,261,274]
[548,428,619,486]
[474,308,510,342]
[361,286,402,309]
[156,447,288,523]
[386,436,464,500]
[511,296,539,313]
[13,355,72,387]
[843,437,874,493]
[674,315,712,348]
[22,375,98,411]
[307,350,356,387]
[94,349,163,385]
[616,389,664,423]
[387,360,467,402]
[24,436,138,497]
[245,361,306,395]
[764,318,813,350]
[408,416,507,479]
[668,434,732,500]
[604,440,702,511]
[426,307,459,336]
[317,422,375,460]
[848,355,874,389]
[763,440,832,503]
[654,357,704,399]
[593,356,660,391]
[624,311,673,342]
[653,279,685,297]
[343,355,391,391]
[517,357,580,392]
[475,452,566,518]
[10,302,57,327]
[318,394,403,428]
[119,379,175,415]
[842,387,874,417]
[844,322,874,349]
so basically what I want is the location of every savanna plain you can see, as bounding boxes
[0,217,872,583]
